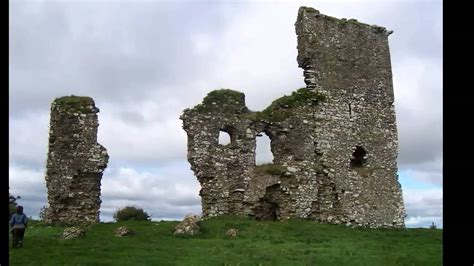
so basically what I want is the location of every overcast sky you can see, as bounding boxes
[9,0,442,228]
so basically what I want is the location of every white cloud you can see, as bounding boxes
[403,188,442,227]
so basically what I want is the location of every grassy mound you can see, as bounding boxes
[9,216,441,265]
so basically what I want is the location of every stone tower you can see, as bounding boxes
[180,6,405,227]
[44,96,108,224]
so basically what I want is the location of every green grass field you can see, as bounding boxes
[9,216,442,265]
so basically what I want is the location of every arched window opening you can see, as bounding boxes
[350,146,367,167]
[218,130,231,146]
[255,133,273,165]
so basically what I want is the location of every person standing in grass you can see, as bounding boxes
[10,205,28,248]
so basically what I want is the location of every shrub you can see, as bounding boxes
[39,206,48,221]
[9,191,20,219]
[113,206,151,222]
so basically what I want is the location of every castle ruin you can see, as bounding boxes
[43,96,108,224]
[181,7,406,228]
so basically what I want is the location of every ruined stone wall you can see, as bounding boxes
[181,6,405,228]
[44,96,108,224]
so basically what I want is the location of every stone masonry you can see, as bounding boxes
[43,96,108,224]
[181,6,406,228]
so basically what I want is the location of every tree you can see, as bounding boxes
[9,189,21,219]
[39,206,48,221]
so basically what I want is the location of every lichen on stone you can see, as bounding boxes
[173,214,201,236]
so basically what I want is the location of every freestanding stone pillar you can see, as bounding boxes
[43,96,108,224]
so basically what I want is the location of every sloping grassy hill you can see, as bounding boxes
[9,216,442,265]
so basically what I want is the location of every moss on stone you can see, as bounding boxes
[300,6,319,14]
[299,6,373,32]
[353,166,377,177]
[319,13,369,28]
[240,112,259,121]
[194,89,249,113]
[324,15,340,24]
[192,88,326,123]
[254,163,287,176]
[255,88,326,122]
[55,95,95,114]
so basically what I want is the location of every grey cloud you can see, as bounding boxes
[118,110,147,126]
[395,63,442,169]
[397,110,442,166]
[406,197,442,218]
[166,194,201,207]
[387,2,442,172]
[9,1,249,115]
[9,112,50,169]
[385,2,442,61]
[97,112,188,165]
[403,158,442,185]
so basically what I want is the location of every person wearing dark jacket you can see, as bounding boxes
[10,205,28,248]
